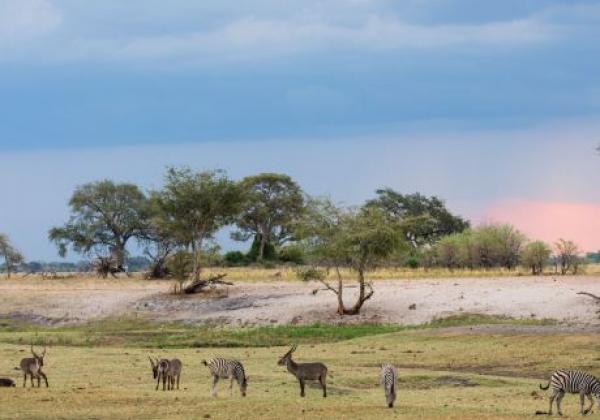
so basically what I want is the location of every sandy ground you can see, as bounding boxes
[1,276,599,327]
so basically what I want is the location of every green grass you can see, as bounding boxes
[0,314,557,349]
[0,323,598,419]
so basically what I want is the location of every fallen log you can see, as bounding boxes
[183,273,233,294]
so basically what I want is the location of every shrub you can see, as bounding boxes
[223,251,250,267]
[295,267,327,282]
[277,245,305,265]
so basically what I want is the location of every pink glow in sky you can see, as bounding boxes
[480,200,600,252]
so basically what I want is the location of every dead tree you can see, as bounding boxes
[183,273,233,294]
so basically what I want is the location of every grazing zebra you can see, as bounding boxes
[202,358,248,397]
[539,369,600,416]
[379,363,397,408]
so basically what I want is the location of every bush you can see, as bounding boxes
[295,267,327,282]
[405,256,420,269]
[223,251,250,267]
[277,245,305,265]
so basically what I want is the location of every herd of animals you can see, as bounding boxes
[1,345,600,416]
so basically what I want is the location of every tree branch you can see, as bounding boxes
[577,291,600,301]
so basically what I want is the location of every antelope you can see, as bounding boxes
[0,378,16,387]
[20,346,48,388]
[277,345,328,398]
[149,357,182,391]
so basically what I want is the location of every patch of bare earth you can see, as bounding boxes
[1,275,600,328]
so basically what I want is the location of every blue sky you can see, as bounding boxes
[0,0,599,259]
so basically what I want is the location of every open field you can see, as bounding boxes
[1,322,600,419]
[1,273,600,326]
[1,273,600,418]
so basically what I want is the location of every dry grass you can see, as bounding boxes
[3,263,598,284]
[0,326,598,419]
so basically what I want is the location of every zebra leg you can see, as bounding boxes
[586,394,594,414]
[556,391,565,416]
[548,389,558,415]
[299,379,305,397]
[581,393,586,415]
[211,375,219,397]
[229,377,234,396]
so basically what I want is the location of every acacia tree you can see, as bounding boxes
[0,233,24,278]
[555,239,580,275]
[521,241,551,275]
[49,180,149,271]
[232,173,304,261]
[300,200,405,315]
[366,189,469,248]
[153,168,241,281]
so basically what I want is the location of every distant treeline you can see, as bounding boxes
[0,168,595,279]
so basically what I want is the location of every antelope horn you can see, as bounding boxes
[30,345,39,358]
[41,346,46,357]
[148,356,155,367]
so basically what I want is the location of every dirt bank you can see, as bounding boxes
[1,275,599,327]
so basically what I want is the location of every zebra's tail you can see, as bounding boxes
[201,360,208,366]
[539,382,550,390]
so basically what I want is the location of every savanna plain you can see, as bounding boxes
[1,268,600,419]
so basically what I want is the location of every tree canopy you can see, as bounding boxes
[0,233,24,278]
[232,173,305,261]
[48,180,149,269]
[152,167,242,280]
[300,200,406,315]
[366,189,469,247]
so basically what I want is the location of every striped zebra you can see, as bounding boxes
[202,358,248,397]
[379,363,397,408]
[539,369,600,416]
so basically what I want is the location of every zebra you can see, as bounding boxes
[539,369,600,416]
[202,358,248,397]
[379,363,397,408]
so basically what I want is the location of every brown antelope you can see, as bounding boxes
[20,346,48,388]
[277,345,328,398]
[149,357,182,391]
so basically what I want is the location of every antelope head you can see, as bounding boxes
[31,345,46,366]
[277,345,297,366]
[149,357,160,379]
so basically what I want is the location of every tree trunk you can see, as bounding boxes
[191,240,200,282]
[335,269,344,315]
[258,233,266,262]
[337,267,374,316]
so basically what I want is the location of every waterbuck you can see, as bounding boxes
[277,345,328,398]
[0,378,16,387]
[20,346,48,388]
[149,357,182,391]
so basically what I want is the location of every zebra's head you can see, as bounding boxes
[240,375,249,397]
